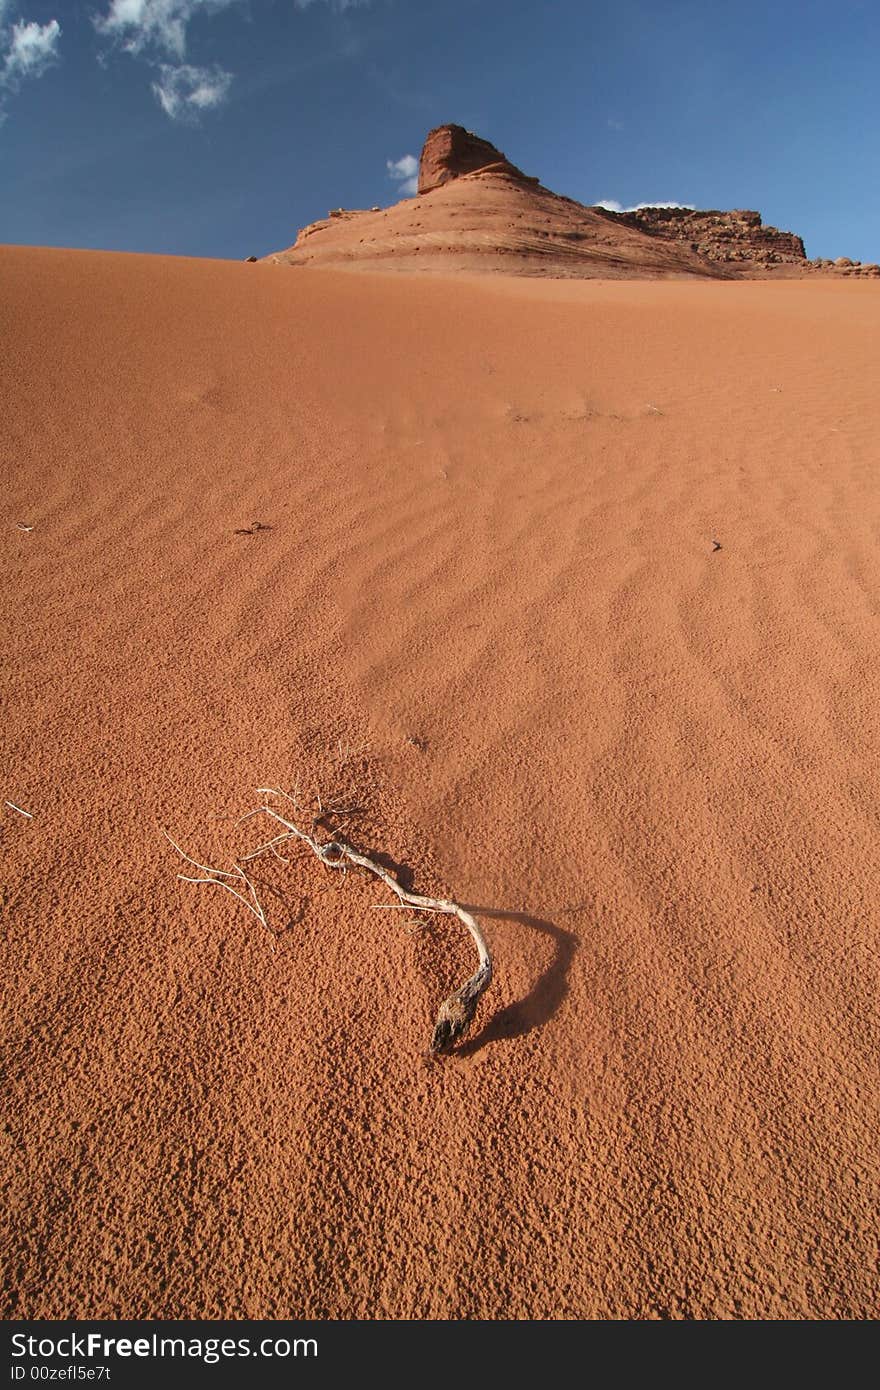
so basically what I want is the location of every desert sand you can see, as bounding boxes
[2,245,878,1319]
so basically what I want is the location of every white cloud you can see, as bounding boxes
[94,0,369,123]
[388,153,417,179]
[595,199,695,213]
[387,152,418,196]
[151,61,232,119]
[95,1,235,60]
[95,2,236,121]
[1,16,61,89]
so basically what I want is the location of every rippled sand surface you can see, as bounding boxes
[2,247,878,1318]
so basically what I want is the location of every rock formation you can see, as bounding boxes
[417,124,536,194]
[266,125,726,280]
[806,255,879,278]
[616,207,806,268]
[264,124,877,280]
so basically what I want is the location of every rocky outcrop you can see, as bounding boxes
[418,124,536,195]
[265,125,875,282]
[614,207,806,268]
[806,256,880,278]
[266,172,729,280]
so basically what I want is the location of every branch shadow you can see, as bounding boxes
[245,829,577,1056]
[454,905,579,1057]
[312,815,418,893]
[243,872,309,934]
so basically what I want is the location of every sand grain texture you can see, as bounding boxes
[1,247,878,1318]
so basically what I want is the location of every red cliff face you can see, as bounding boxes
[417,124,536,194]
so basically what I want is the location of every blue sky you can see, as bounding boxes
[1,0,878,263]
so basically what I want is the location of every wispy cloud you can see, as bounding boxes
[95,1,234,61]
[95,1,371,121]
[1,13,61,90]
[95,2,236,120]
[0,7,60,122]
[387,152,418,197]
[152,61,232,121]
[595,199,695,213]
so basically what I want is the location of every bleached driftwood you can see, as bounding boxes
[166,788,492,1054]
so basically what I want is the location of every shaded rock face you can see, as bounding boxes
[418,124,535,194]
[618,206,806,267]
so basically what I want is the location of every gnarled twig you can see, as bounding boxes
[166,789,492,1054]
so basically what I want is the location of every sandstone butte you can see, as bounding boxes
[263,123,878,280]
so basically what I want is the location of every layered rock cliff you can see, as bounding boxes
[265,126,727,280]
[263,124,877,280]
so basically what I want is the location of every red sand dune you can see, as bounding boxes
[2,245,879,1319]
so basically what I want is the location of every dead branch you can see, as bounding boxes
[166,790,492,1054]
[161,829,268,928]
